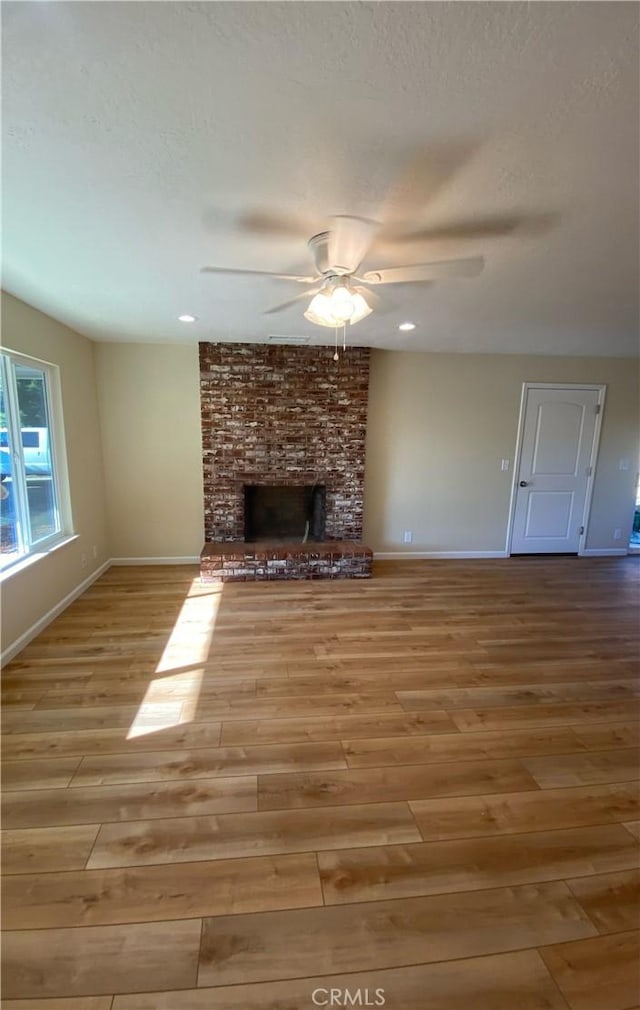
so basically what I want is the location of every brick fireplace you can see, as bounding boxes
[198,342,372,580]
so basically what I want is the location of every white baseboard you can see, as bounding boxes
[374,550,509,560]
[1,560,112,666]
[110,556,200,565]
[579,548,629,557]
[377,548,633,560]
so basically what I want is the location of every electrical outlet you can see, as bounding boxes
[81,553,88,568]
[613,528,622,540]
[403,530,413,544]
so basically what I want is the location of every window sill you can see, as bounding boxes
[0,534,79,583]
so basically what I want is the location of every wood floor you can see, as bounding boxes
[1,557,639,1009]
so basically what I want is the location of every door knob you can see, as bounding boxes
[519,480,529,487]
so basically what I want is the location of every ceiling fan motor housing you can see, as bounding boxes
[307,232,351,276]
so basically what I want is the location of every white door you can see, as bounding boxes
[511,386,601,554]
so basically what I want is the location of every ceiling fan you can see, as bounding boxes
[201,215,484,328]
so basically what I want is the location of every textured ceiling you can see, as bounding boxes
[2,1,639,355]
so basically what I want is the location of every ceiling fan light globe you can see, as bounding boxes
[304,288,373,328]
[347,291,373,324]
[304,292,342,328]
[303,309,338,328]
[331,284,353,302]
[329,283,356,321]
[332,301,354,322]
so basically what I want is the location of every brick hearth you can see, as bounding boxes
[200,541,373,582]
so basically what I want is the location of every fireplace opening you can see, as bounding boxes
[244,485,326,542]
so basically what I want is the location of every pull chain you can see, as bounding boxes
[332,324,348,361]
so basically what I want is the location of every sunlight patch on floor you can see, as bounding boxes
[127,580,223,739]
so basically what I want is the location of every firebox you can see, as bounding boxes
[244,485,326,542]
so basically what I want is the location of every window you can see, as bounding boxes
[0,351,70,571]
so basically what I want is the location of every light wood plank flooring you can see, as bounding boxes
[2,556,639,1009]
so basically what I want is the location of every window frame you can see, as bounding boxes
[0,348,73,572]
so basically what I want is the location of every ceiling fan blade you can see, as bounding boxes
[387,212,556,244]
[263,288,322,315]
[379,141,480,228]
[362,256,484,285]
[201,266,317,283]
[236,210,315,239]
[328,216,380,274]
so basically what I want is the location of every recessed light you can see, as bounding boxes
[178,314,197,323]
[398,321,416,331]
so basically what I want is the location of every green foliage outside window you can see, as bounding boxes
[0,377,46,428]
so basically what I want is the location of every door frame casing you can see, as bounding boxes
[505,382,607,557]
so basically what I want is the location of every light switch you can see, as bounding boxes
[618,459,630,471]
[501,459,510,471]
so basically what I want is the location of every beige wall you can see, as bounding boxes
[1,293,108,653]
[364,352,639,554]
[93,342,638,561]
[94,342,203,559]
